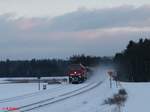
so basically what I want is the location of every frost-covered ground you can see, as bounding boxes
[0,68,150,112]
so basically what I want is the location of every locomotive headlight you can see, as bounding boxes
[74,72,76,74]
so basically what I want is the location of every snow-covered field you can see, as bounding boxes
[122,82,150,112]
[0,83,40,99]
[0,67,150,112]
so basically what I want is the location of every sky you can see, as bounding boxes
[0,0,150,60]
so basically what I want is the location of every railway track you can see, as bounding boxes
[18,81,102,112]
[0,83,90,105]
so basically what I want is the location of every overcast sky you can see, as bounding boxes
[0,0,150,60]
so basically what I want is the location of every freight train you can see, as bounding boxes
[67,64,88,84]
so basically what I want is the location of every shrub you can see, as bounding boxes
[103,89,128,105]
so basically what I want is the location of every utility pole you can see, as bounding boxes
[108,70,113,88]
[38,76,41,90]
[109,77,112,88]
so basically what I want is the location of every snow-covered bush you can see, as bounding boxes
[119,89,127,96]
[103,89,127,105]
[103,89,128,112]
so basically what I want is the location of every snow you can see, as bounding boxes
[0,76,69,99]
[0,83,90,107]
[32,79,114,112]
[0,67,150,112]
[122,82,150,112]
[0,78,10,84]
[23,67,116,112]
[0,83,39,99]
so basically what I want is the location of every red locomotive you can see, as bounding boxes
[67,64,87,83]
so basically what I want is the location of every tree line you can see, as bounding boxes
[114,38,150,82]
[0,55,112,77]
